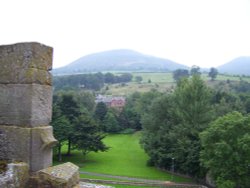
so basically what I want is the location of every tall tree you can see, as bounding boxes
[208,67,218,81]
[173,69,189,82]
[190,65,201,76]
[173,75,213,177]
[73,113,109,156]
[51,102,71,161]
[135,76,143,83]
[103,111,121,133]
[141,75,213,178]
[57,92,81,155]
[200,112,250,188]
[77,91,96,113]
[94,102,108,122]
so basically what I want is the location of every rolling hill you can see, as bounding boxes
[217,56,250,75]
[52,49,188,74]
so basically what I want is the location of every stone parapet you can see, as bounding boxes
[0,125,57,172]
[0,84,52,127]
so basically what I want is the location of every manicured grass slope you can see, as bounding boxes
[55,133,190,182]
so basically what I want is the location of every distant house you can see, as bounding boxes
[95,95,126,109]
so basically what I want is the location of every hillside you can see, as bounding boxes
[217,56,250,75]
[53,49,188,74]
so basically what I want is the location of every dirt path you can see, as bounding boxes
[79,171,206,187]
[80,170,170,183]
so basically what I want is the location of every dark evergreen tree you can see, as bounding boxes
[94,102,108,122]
[190,65,201,76]
[173,69,189,82]
[103,111,121,133]
[57,92,81,155]
[208,67,218,81]
[73,113,109,156]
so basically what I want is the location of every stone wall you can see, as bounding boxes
[0,42,56,172]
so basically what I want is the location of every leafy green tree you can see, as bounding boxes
[105,72,116,83]
[120,107,141,130]
[77,91,96,112]
[190,65,201,76]
[173,69,189,82]
[56,92,81,156]
[94,102,108,122]
[140,94,176,168]
[121,92,142,130]
[141,75,213,178]
[73,113,109,156]
[200,112,250,188]
[53,73,105,91]
[51,102,71,161]
[208,67,218,81]
[117,73,133,83]
[103,111,121,133]
[172,75,213,176]
[135,76,143,83]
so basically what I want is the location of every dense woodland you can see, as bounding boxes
[52,68,250,188]
[53,72,133,91]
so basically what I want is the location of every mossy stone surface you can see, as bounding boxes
[0,42,53,85]
[38,162,80,188]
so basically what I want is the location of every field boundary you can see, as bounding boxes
[80,178,207,188]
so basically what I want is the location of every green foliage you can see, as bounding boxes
[51,101,71,161]
[103,111,121,133]
[141,75,213,178]
[77,91,96,112]
[94,102,108,122]
[52,91,108,159]
[200,112,250,188]
[172,75,212,176]
[208,67,218,81]
[135,76,143,83]
[190,65,201,76]
[173,69,189,81]
[53,72,133,91]
[53,72,105,91]
[73,113,109,156]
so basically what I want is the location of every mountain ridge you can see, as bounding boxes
[217,56,250,75]
[52,49,188,74]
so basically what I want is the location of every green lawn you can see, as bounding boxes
[131,72,174,83]
[54,132,191,183]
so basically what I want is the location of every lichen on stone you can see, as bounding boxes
[0,160,7,174]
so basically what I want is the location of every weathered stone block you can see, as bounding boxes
[0,126,31,162]
[0,42,53,85]
[0,42,53,72]
[0,162,29,188]
[0,67,52,85]
[38,162,79,188]
[31,126,57,172]
[0,84,52,127]
[0,125,57,172]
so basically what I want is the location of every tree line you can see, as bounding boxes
[136,75,250,188]
[53,72,133,91]
[173,66,218,81]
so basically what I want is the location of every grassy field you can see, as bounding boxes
[54,132,191,183]
[102,72,250,96]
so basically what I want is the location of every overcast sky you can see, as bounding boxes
[1,0,250,68]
